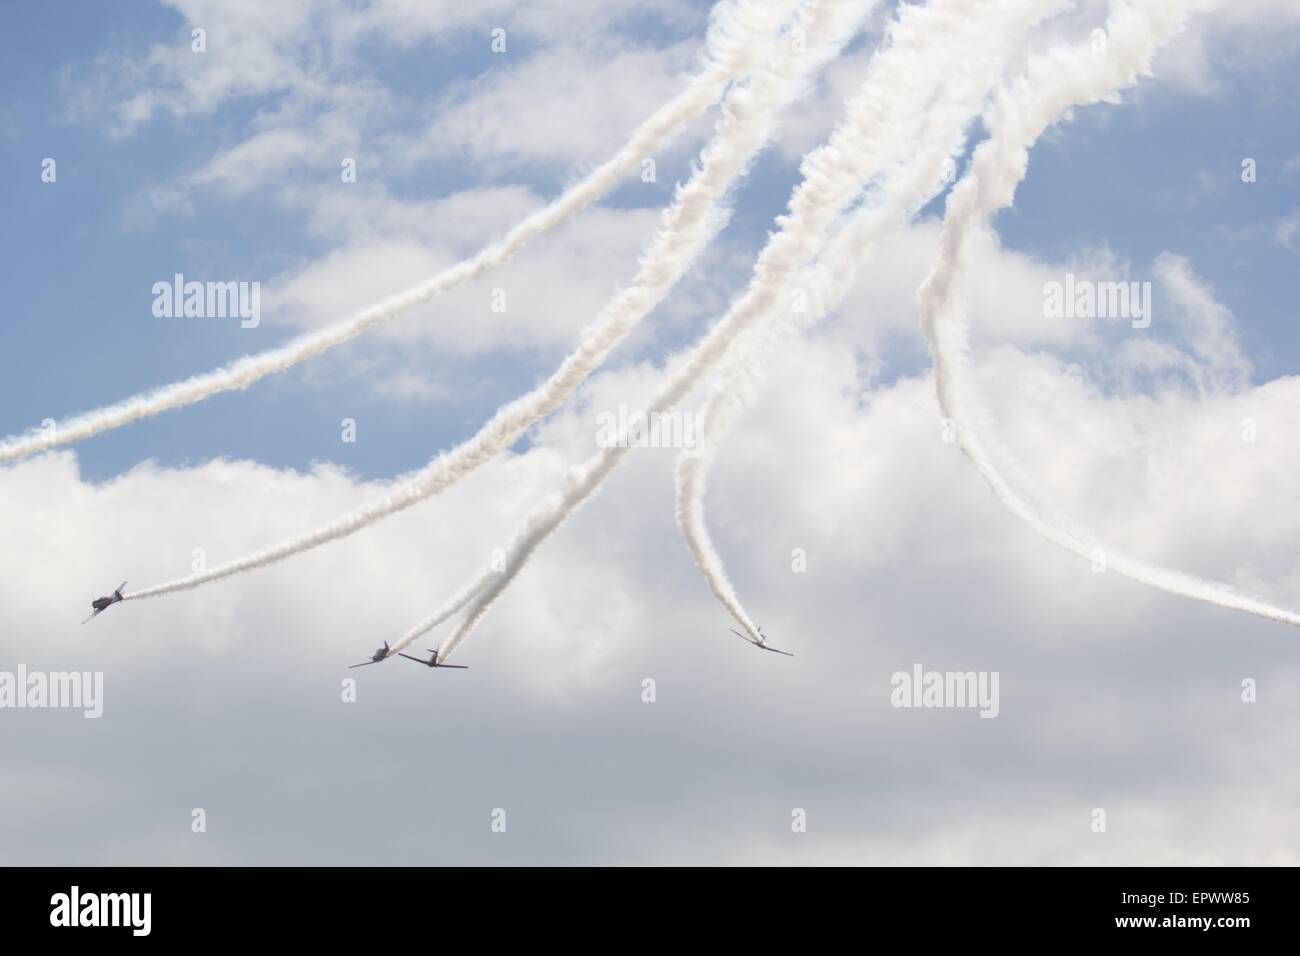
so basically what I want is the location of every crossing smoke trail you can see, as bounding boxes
[391,564,500,657]
[125,0,870,603]
[388,0,880,655]
[427,0,1062,662]
[672,0,1065,642]
[918,0,1300,627]
[0,0,793,467]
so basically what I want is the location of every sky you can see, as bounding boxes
[1,0,1299,865]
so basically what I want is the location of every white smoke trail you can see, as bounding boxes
[430,0,1063,661]
[126,0,869,603]
[0,0,792,467]
[675,395,763,639]
[393,563,500,654]
[918,0,1300,627]
[673,0,1062,642]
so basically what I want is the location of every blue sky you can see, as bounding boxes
[1,1,717,481]
[3,1,1300,866]
[1000,65,1300,376]
[4,1,1294,484]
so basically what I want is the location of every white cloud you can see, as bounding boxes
[339,0,700,50]
[64,1,336,133]
[405,40,703,169]
[978,0,1300,98]
[265,189,666,357]
[23,0,1300,865]
[5,236,1298,863]
[191,128,330,194]
[1156,0,1300,94]
[65,0,713,260]
[369,370,455,403]
[773,38,877,163]
[1276,211,1300,250]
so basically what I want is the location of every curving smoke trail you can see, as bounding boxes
[674,394,763,639]
[673,0,1063,642]
[125,0,871,603]
[0,0,793,467]
[917,0,1300,627]
[381,0,882,659]
[427,0,1063,662]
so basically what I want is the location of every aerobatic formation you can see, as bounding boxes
[29,0,1300,672]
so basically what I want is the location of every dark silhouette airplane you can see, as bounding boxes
[398,647,468,670]
[349,642,392,669]
[729,626,793,657]
[81,582,127,624]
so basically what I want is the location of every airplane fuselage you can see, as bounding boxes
[82,584,127,625]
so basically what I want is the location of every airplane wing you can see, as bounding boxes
[437,664,469,669]
[730,628,793,656]
[80,609,102,625]
[347,661,376,669]
[396,653,428,664]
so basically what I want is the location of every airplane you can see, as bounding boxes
[81,582,127,624]
[729,626,794,657]
[397,648,468,670]
[348,642,392,669]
